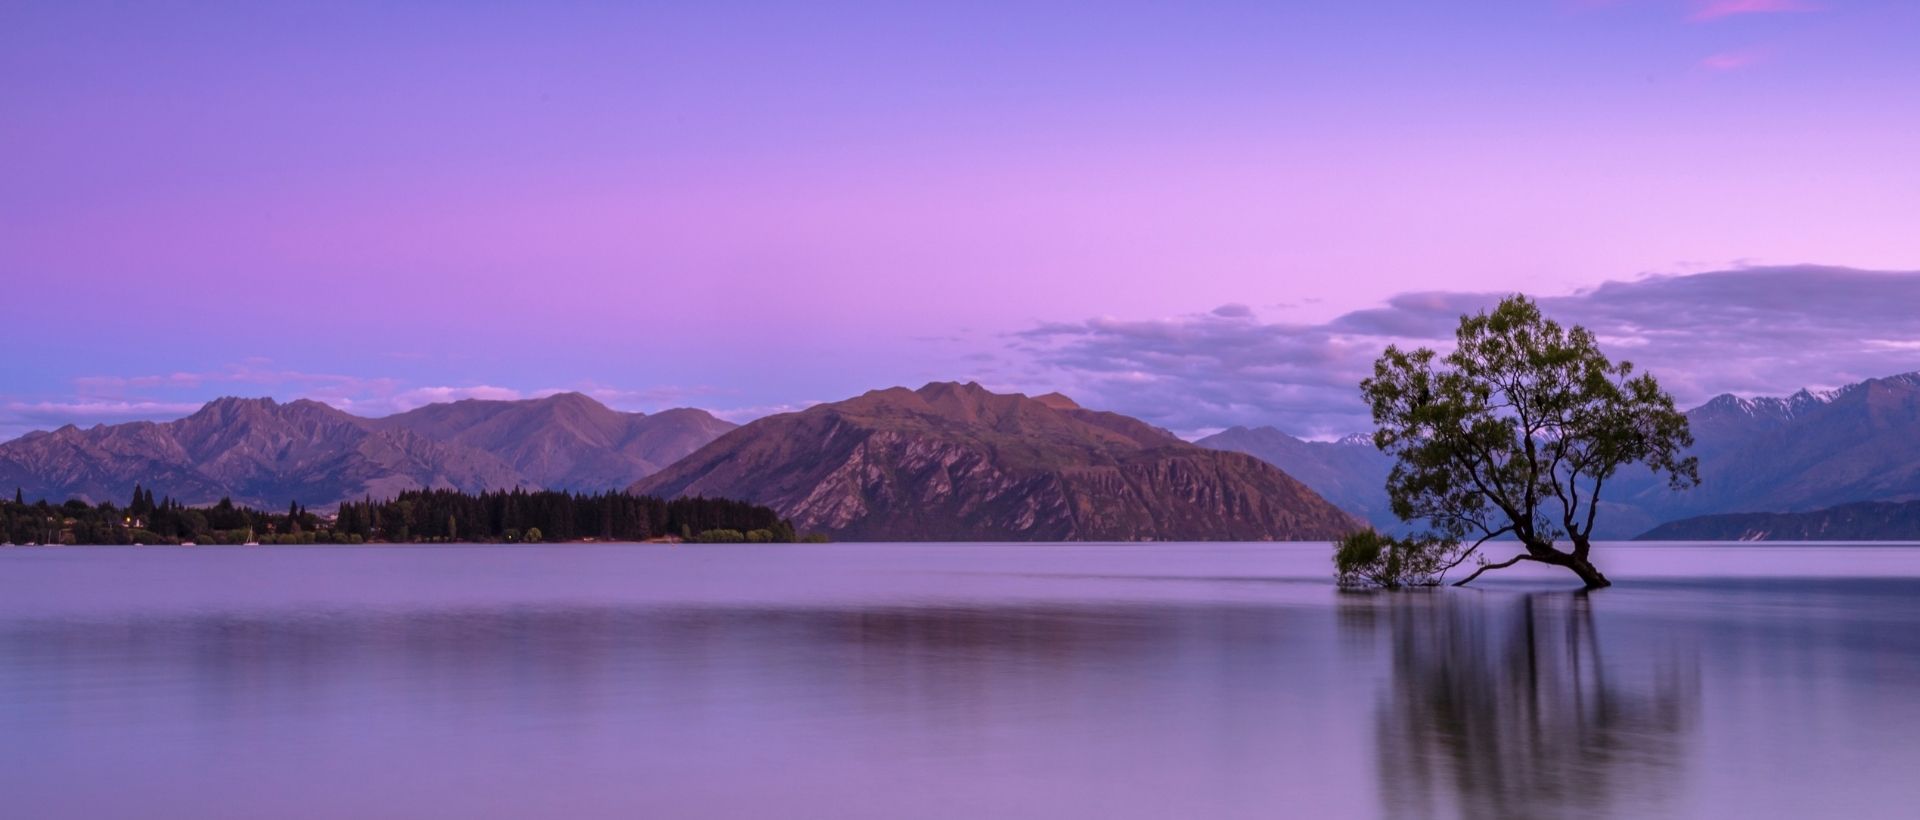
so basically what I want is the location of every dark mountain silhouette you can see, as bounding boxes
[630,382,1361,541]
[1636,500,1920,541]
[0,394,733,508]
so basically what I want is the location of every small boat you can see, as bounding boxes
[180,541,196,546]
[243,541,260,546]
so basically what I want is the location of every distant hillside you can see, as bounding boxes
[369,392,735,492]
[1610,372,1920,534]
[0,394,733,508]
[1194,427,1395,529]
[1208,371,1920,539]
[632,382,1362,541]
[1636,500,1920,542]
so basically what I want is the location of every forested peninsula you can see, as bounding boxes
[0,487,808,546]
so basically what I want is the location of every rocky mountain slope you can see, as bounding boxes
[0,394,733,508]
[630,382,1362,541]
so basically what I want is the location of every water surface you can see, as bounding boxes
[3,542,1917,818]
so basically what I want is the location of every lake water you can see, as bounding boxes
[3,543,1918,819]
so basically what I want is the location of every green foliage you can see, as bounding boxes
[693,528,745,543]
[524,526,544,543]
[1334,530,1463,589]
[1358,295,1698,588]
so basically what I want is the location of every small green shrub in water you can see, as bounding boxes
[1334,530,1463,589]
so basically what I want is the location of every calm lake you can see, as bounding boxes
[3,542,1918,819]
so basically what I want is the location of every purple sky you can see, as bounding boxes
[4,0,1918,439]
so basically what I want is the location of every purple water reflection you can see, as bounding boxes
[2,543,1917,818]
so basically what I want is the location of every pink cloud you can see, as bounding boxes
[52,360,755,426]
[1700,48,1769,70]
[1690,0,1820,22]
[4,400,204,419]
[388,385,526,411]
[74,364,391,396]
[709,402,821,424]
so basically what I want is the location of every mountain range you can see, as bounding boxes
[1608,374,1920,528]
[0,393,734,509]
[1636,500,1920,542]
[13,369,1920,540]
[632,382,1361,541]
[1198,371,1920,539]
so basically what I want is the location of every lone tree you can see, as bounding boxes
[1359,295,1697,589]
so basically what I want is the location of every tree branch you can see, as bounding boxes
[1580,474,1607,551]
[1562,447,1586,538]
[1452,553,1537,587]
[1548,443,1579,543]
[1451,444,1527,539]
[1439,525,1516,573]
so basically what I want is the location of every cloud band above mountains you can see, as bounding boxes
[1014,265,1920,438]
[7,265,1916,444]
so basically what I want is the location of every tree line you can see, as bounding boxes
[335,489,806,544]
[2,485,812,545]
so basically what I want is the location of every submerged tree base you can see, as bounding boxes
[1451,549,1612,589]
[1337,527,1618,590]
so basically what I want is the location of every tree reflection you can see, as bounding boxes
[1349,593,1697,819]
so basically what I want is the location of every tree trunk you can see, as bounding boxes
[1455,543,1613,589]
[1568,556,1611,589]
